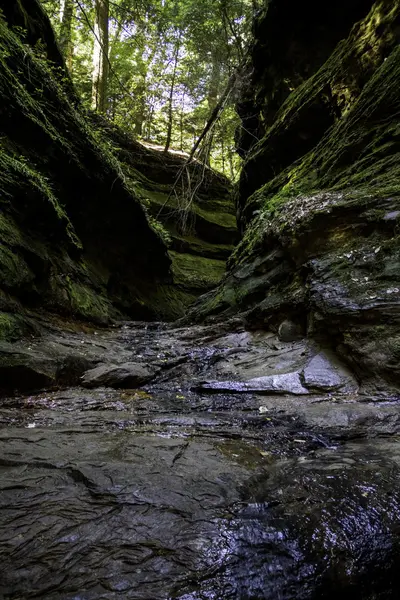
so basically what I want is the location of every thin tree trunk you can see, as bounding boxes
[110,93,117,121]
[133,18,155,138]
[207,56,221,115]
[204,53,221,164]
[133,78,147,136]
[92,0,109,114]
[172,58,243,181]
[59,0,74,69]
[164,36,180,153]
[146,98,155,140]
[228,148,235,180]
[108,20,123,122]
[220,1,244,61]
[180,91,185,150]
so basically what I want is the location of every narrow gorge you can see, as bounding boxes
[1,0,400,598]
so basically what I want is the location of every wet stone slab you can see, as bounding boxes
[0,321,400,598]
[1,406,400,600]
[0,427,248,599]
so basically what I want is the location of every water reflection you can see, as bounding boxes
[1,388,400,599]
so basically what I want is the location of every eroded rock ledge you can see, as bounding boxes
[190,0,400,391]
[99,119,238,310]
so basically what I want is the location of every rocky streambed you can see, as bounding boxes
[1,319,400,599]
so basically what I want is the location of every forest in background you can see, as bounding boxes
[41,0,259,179]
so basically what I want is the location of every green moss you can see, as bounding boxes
[0,213,24,247]
[0,12,237,322]
[142,187,236,232]
[151,286,197,320]
[228,211,269,268]
[189,280,238,321]
[0,243,34,289]
[0,14,149,252]
[251,0,399,165]
[0,311,30,341]
[285,45,400,200]
[170,251,226,291]
[231,1,400,271]
[65,281,110,323]
[146,214,172,246]
[241,0,400,220]
[0,147,82,250]
[0,21,79,162]
[172,232,233,259]
[125,283,197,320]
[0,17,83,250]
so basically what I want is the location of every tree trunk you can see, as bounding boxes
[108,20,123,122]
[91,0,109,114]
[203,53,221,164]
[145,95,156,140]
[207,54,221,118]
[228,147,235,180]
[220,0,244,61]
[133,78,147,136]
[179,91,185,151]
[164,36,180,153]
[59,0,74,69]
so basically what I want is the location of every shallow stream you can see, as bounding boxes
[1,321,400,599]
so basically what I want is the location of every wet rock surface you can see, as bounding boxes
[81,362,158,389]
[198,371,310,395]
[302,351,358,393]
[0,320,400,598]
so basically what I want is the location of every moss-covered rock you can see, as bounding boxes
[0,312,35,342]
[239,0,399,221]
[170,251,226,293]
[191,0,400,390]
[0,0,235,339]
[0,1,175,329]
[96,119,238,302]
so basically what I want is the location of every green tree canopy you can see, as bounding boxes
[41,0,256,179]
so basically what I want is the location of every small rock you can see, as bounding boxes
[81,363,157,389]
[278,320,303,342]
[56,355,94,386]
[197,372,309,395]
[302,352,358,393]
[0,356,56,393]
[383,210,400,221]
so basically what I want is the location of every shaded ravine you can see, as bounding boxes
[1,321,400,599]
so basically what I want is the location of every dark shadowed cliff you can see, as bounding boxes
[191,0,400,391]
[0,0,235,339]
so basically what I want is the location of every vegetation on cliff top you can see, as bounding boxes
[41,0,258,179]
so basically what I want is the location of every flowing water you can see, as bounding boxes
[1,321,400,599]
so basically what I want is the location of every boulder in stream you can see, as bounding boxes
[81,362,158,389]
